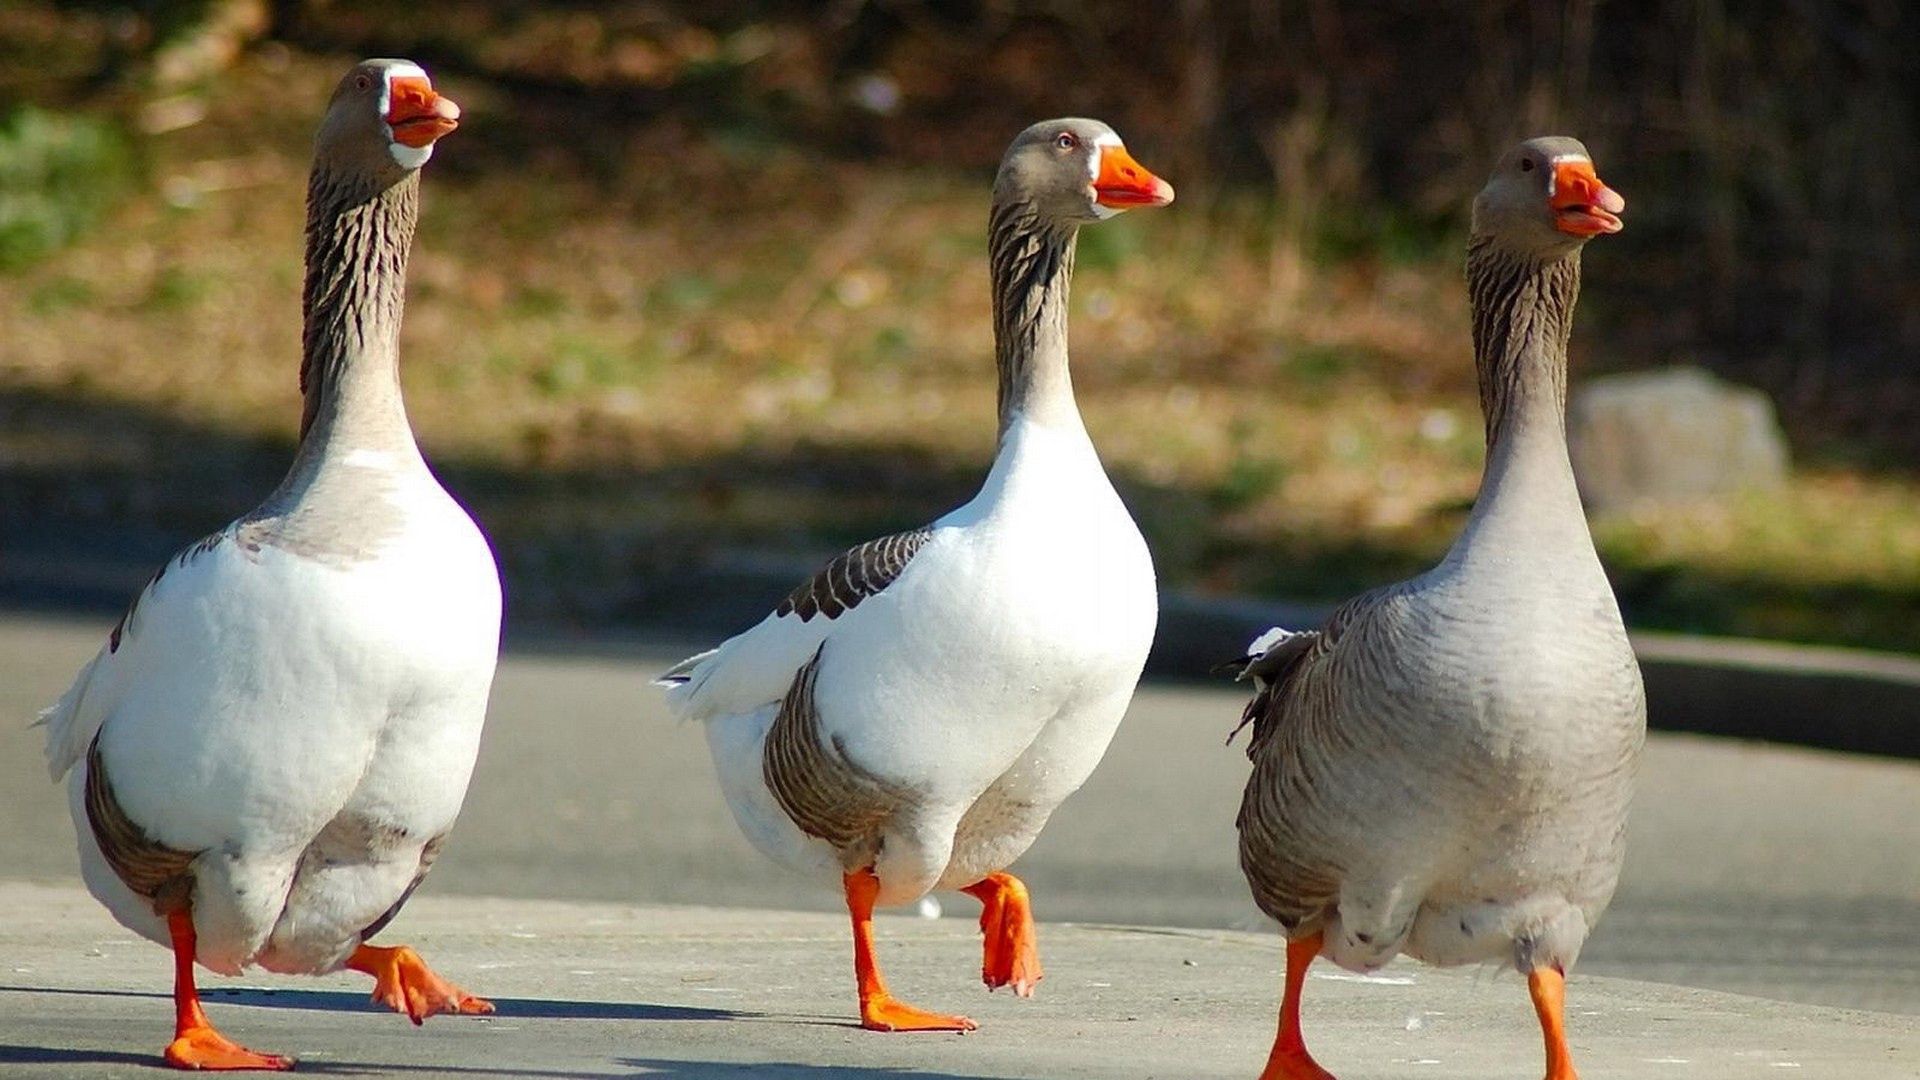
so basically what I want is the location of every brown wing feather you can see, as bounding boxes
[776,528,932,622]
[1230,592,1382,931]
[84,735,199,916]
[762,647,916,869]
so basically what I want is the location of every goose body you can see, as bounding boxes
[661,118,1173,1031]
[37,59,496,1070]
[1232,138,1643,1080]
[49,447,499,974]
[1236,472,1641,975]
[680,411,1155,903]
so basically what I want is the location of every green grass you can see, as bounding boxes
[0,106,135,271]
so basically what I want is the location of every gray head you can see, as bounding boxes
[993,118,1174,224]
[1471,136,1624,258]
[314,59,461,186]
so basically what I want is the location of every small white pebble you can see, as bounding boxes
[916,896,942,919]
[1182,959,1199,967]
[1404,1012,1423,1031]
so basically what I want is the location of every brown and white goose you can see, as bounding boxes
[1228,138,1643,1080]
[37,59,498,1070]
[660,118,1172,1032]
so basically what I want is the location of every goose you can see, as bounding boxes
[658,118,1173,1032]
[36,59,499,1071]
[1227,138,1643,1080]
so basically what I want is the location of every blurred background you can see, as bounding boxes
[1,0,1917,653]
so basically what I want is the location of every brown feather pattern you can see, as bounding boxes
[84,735,198,915]
[1468,237,1579,447]
[776,529,932,621]
[987,201,1076,431]
[762,648,915,869]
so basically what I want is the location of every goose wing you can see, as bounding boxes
[37,527,243,781]
[1228,589,1389,930]
[657,527,934,722]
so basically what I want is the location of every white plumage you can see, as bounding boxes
[658,117,1173,1031]
[666,415,1156,905]
[36,58,492,1070]
[41,459,498,975]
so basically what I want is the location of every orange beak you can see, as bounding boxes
[1550,159,1624,237]
[1094,144,1175,210]
[387,75,460,148]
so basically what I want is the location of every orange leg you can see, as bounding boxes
[1528,965,1580,1080]
[346,943,494,1025]
[162,910,294,1071]
[960,872,1042,996]
[844,869,976,1032]
[1257,932,1336,1080]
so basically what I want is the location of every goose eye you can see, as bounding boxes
[355,74,372,91]
[1519,158,1535,172]
[1055,132,1076,151]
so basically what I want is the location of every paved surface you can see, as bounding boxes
[3,610,1919,1075]
[2,882,1914,1079]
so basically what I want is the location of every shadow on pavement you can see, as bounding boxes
[0,983,745,1022]
[0,1044,152,1067]
[622,1061,1002,1079]
[0,1045,638,1078]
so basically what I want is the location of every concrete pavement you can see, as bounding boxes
[2,881,1914,1079]
[3,609,1919,1075]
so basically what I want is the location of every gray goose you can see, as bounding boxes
[1228,138,1642,1080]
[37,60,498,1070]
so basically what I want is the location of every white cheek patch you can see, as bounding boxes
[379,62,435,169]
[389,141,433,169]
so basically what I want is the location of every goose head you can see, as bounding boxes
[994,118,1174,224]
[315,59,461,183]
[1472,136,1624,258]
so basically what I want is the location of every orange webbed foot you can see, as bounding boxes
[163,1025,295,1071]
[962,872,1043,996]
[348,943,494,1025]
[859,992,978,1033]
[843,869,975,1033]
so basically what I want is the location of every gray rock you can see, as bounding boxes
[1569,366,1790,511]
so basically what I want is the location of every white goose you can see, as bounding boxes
[1229,138,1642,1080]
[37,59,499,1071]
[659,118,1173,1032]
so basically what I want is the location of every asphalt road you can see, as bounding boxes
[3,610,1918,1020]
[6,883,1914,1079]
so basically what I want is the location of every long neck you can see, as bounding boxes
[297,167,420,454]
[1467,235,1581,450]
[1459,236,1589,541]
[988,201,1081,437]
